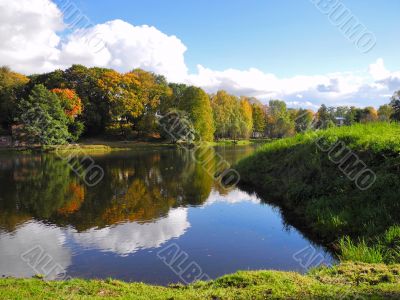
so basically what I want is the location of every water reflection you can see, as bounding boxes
[0,221,71,279]
[0,146,334,283]
[0,148,220,232]
[71,208,189,256]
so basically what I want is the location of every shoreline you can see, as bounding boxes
[0,138,267,154]
[236,123,400,265]
[1,263,399,299]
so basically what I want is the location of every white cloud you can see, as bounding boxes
[0,0,63,74]
[205,189,260,206]
[0,0,400,108]
[0,0,188,81]
[186,61,400,108]
[71,208,190,256]
[0,221,71,279]
[59,19,188,82]
[369,58,391,81]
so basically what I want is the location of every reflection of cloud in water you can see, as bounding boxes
[205,189,261,205]
[0,221,71,279]
[72,208,190,256]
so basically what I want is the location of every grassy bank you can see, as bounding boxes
[1,263,399,299]
[236,123,400,264]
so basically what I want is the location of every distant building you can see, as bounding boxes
[335,117,346,127]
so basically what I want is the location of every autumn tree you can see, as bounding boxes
[252,102,266,138]
[29,65,112,135]
[0,67,29,130]
[51,88,84,140]
[239,97,253,138]
[359,107,378,123]
[51,88,83,119]
[130,69,172,136]
[211,91,236,139]
[211,91,253,140]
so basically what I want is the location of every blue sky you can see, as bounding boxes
[2,0,400,108]
[69,0,400,77]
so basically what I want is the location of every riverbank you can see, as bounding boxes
[1,263,399,299]
[0,138,266,154]
[236,122,400,264]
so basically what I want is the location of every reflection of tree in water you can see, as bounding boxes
[60,149,215,231]
[0,155,82,231]
[57,183,85,216]
[0,146,256,232]
[0,149,218,232]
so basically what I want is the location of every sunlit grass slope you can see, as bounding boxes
[236,123,400,263]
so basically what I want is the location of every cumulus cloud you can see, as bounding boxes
[0,0,63,73]
[369,58,391,81]
[1,0,400,107]
[59,19,188,82]
[0,0,188,81]
[187,63,400,108]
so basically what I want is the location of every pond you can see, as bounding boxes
[0,145,334,285]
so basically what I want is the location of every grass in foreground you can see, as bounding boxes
[0,263,399,299]
[236,123,400,264]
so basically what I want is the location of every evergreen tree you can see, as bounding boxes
[16,84,71,145]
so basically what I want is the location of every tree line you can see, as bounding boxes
[0,65,399,145]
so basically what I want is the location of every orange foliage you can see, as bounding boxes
[101,179,175,225]
[51,88,83,118]
[57,183,85,215]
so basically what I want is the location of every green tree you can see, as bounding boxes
[378,104,394,122]
[158,109,195,143]
[179,86,215,142]
[266,100,294,138]
[316,104,335,128]
[16,84,72,145]
[345,106,363,125]
[29,65,112,135]
[160,83,188,114]
[390,91,400,121]
[294,109,314,133]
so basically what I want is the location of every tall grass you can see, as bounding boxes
[339,226,400,264]
[339,237,384,263]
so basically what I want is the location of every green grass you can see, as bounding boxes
[1,263,399,299]
[339,237,385,263]
[236,122,400,264]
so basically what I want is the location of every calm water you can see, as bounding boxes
[0,146,334,285]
